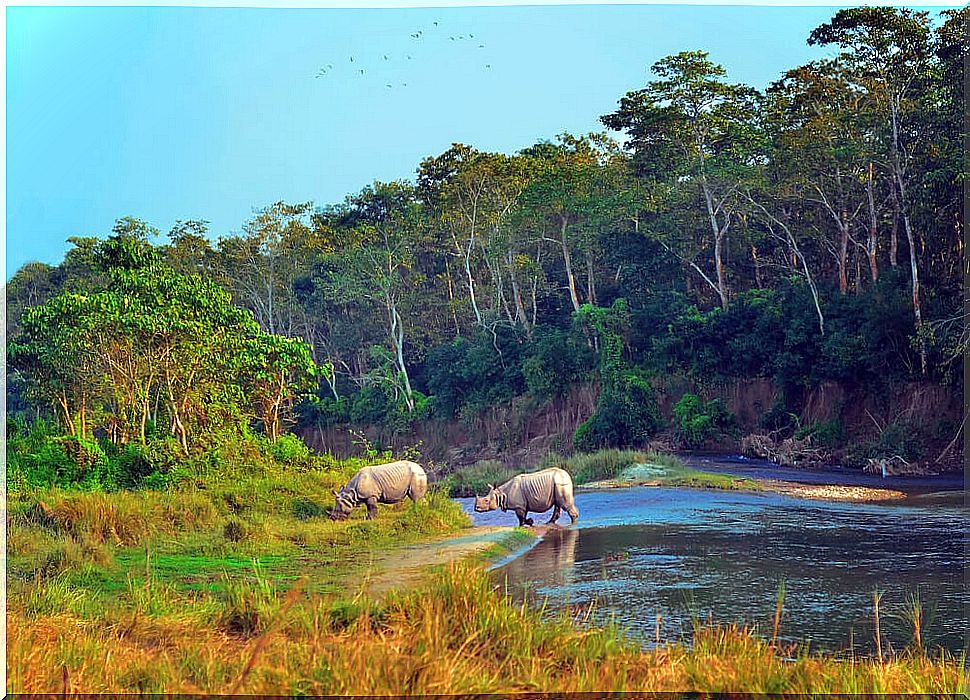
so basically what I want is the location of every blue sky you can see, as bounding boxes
[3,4,946,278]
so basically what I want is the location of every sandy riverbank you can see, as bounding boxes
[359,525,531,598]
[579,477,907,502]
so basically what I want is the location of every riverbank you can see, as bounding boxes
[577,459,908,503]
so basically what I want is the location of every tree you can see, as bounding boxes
[602,51,763,309]
[216,201,325,346]
[243,331,322,441]
[317,182,425,412]
[419,144,535,332]
[810,7,935,373]
[10,232,321,450]
[517,134,633,315]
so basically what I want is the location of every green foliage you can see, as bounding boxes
[845,421,926,467]
[794,419,846,449]
[421,329,526,417]
[573,301,663,451]
[673,394,738,448]
[522,327,595,400]
[262,433,312,466]
[543,449,648,484]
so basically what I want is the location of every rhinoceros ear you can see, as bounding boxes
[486,483,494,491]
[332,489,339,496]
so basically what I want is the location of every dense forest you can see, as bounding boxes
[8,7,967,488]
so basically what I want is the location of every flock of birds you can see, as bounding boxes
[314,19,492,89]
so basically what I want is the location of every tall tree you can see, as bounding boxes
[602,51,763,309]
[810,7,935,373]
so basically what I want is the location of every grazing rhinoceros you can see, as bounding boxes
[330,460,428,520]
[474,467,579,526]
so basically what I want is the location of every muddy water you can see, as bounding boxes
[460,485,968,656]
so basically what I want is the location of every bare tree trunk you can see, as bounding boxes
[854,248,862,294]
[838,209,850,294]
[585,249,597,305]
[560,217,581,312]
[387,298,415,411]
[445,263,461,337]
[889,190,900,268]
[865,163,880,283]
[890,98,926,375]
[701,177,730,309]
[751,246,764,289]
[57,395,76,437]
[508,250,531,334]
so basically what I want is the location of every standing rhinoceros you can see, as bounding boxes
[330,460,428,520]
[474,467,579,526]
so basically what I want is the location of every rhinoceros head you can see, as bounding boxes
[474,484,499,512]
[330,489,355,520]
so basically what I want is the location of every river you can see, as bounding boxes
[458,456,967,656]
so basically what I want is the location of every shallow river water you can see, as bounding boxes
[458,464,967,656]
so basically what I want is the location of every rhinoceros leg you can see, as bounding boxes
[364,497,379,519]
[515,509,533,527]
[546,505,561,524]
[566,504,579,524]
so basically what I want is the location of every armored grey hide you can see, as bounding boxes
[331,460,428,520]
[475,467,579,527]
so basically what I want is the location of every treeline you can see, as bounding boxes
[7,8,966,471]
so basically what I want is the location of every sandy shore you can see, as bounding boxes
[579,477,907,502]
[359,526,525,598]
[760,481,907,502]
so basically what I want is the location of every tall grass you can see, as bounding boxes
[441,460,517,497]
[8,563,965,694]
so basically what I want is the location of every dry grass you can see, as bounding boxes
[8,562,965,695]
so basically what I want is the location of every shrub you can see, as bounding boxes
[574,368,663,451]
[673,393,738,448]
[421,329,526,417]
[794,418,846,449]
[266,433,312,466]
[223,518,248,542]
[522,327,595,400]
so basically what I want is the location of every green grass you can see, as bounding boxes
[471,527,536,563]
[444,449,758,493]
[441,459,517,497]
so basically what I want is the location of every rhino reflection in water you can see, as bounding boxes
[500,526,580,590]
[474,467,579,526]
[330,460,428,520]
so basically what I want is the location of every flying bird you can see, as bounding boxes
[486,64,491,69]
[433,21,438,26]
[407,54,412,59]
[479,44,485,48]
[383,55,388,60]
[360,69,365,74]
[350,56,355,62]
[386,83,392,88]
